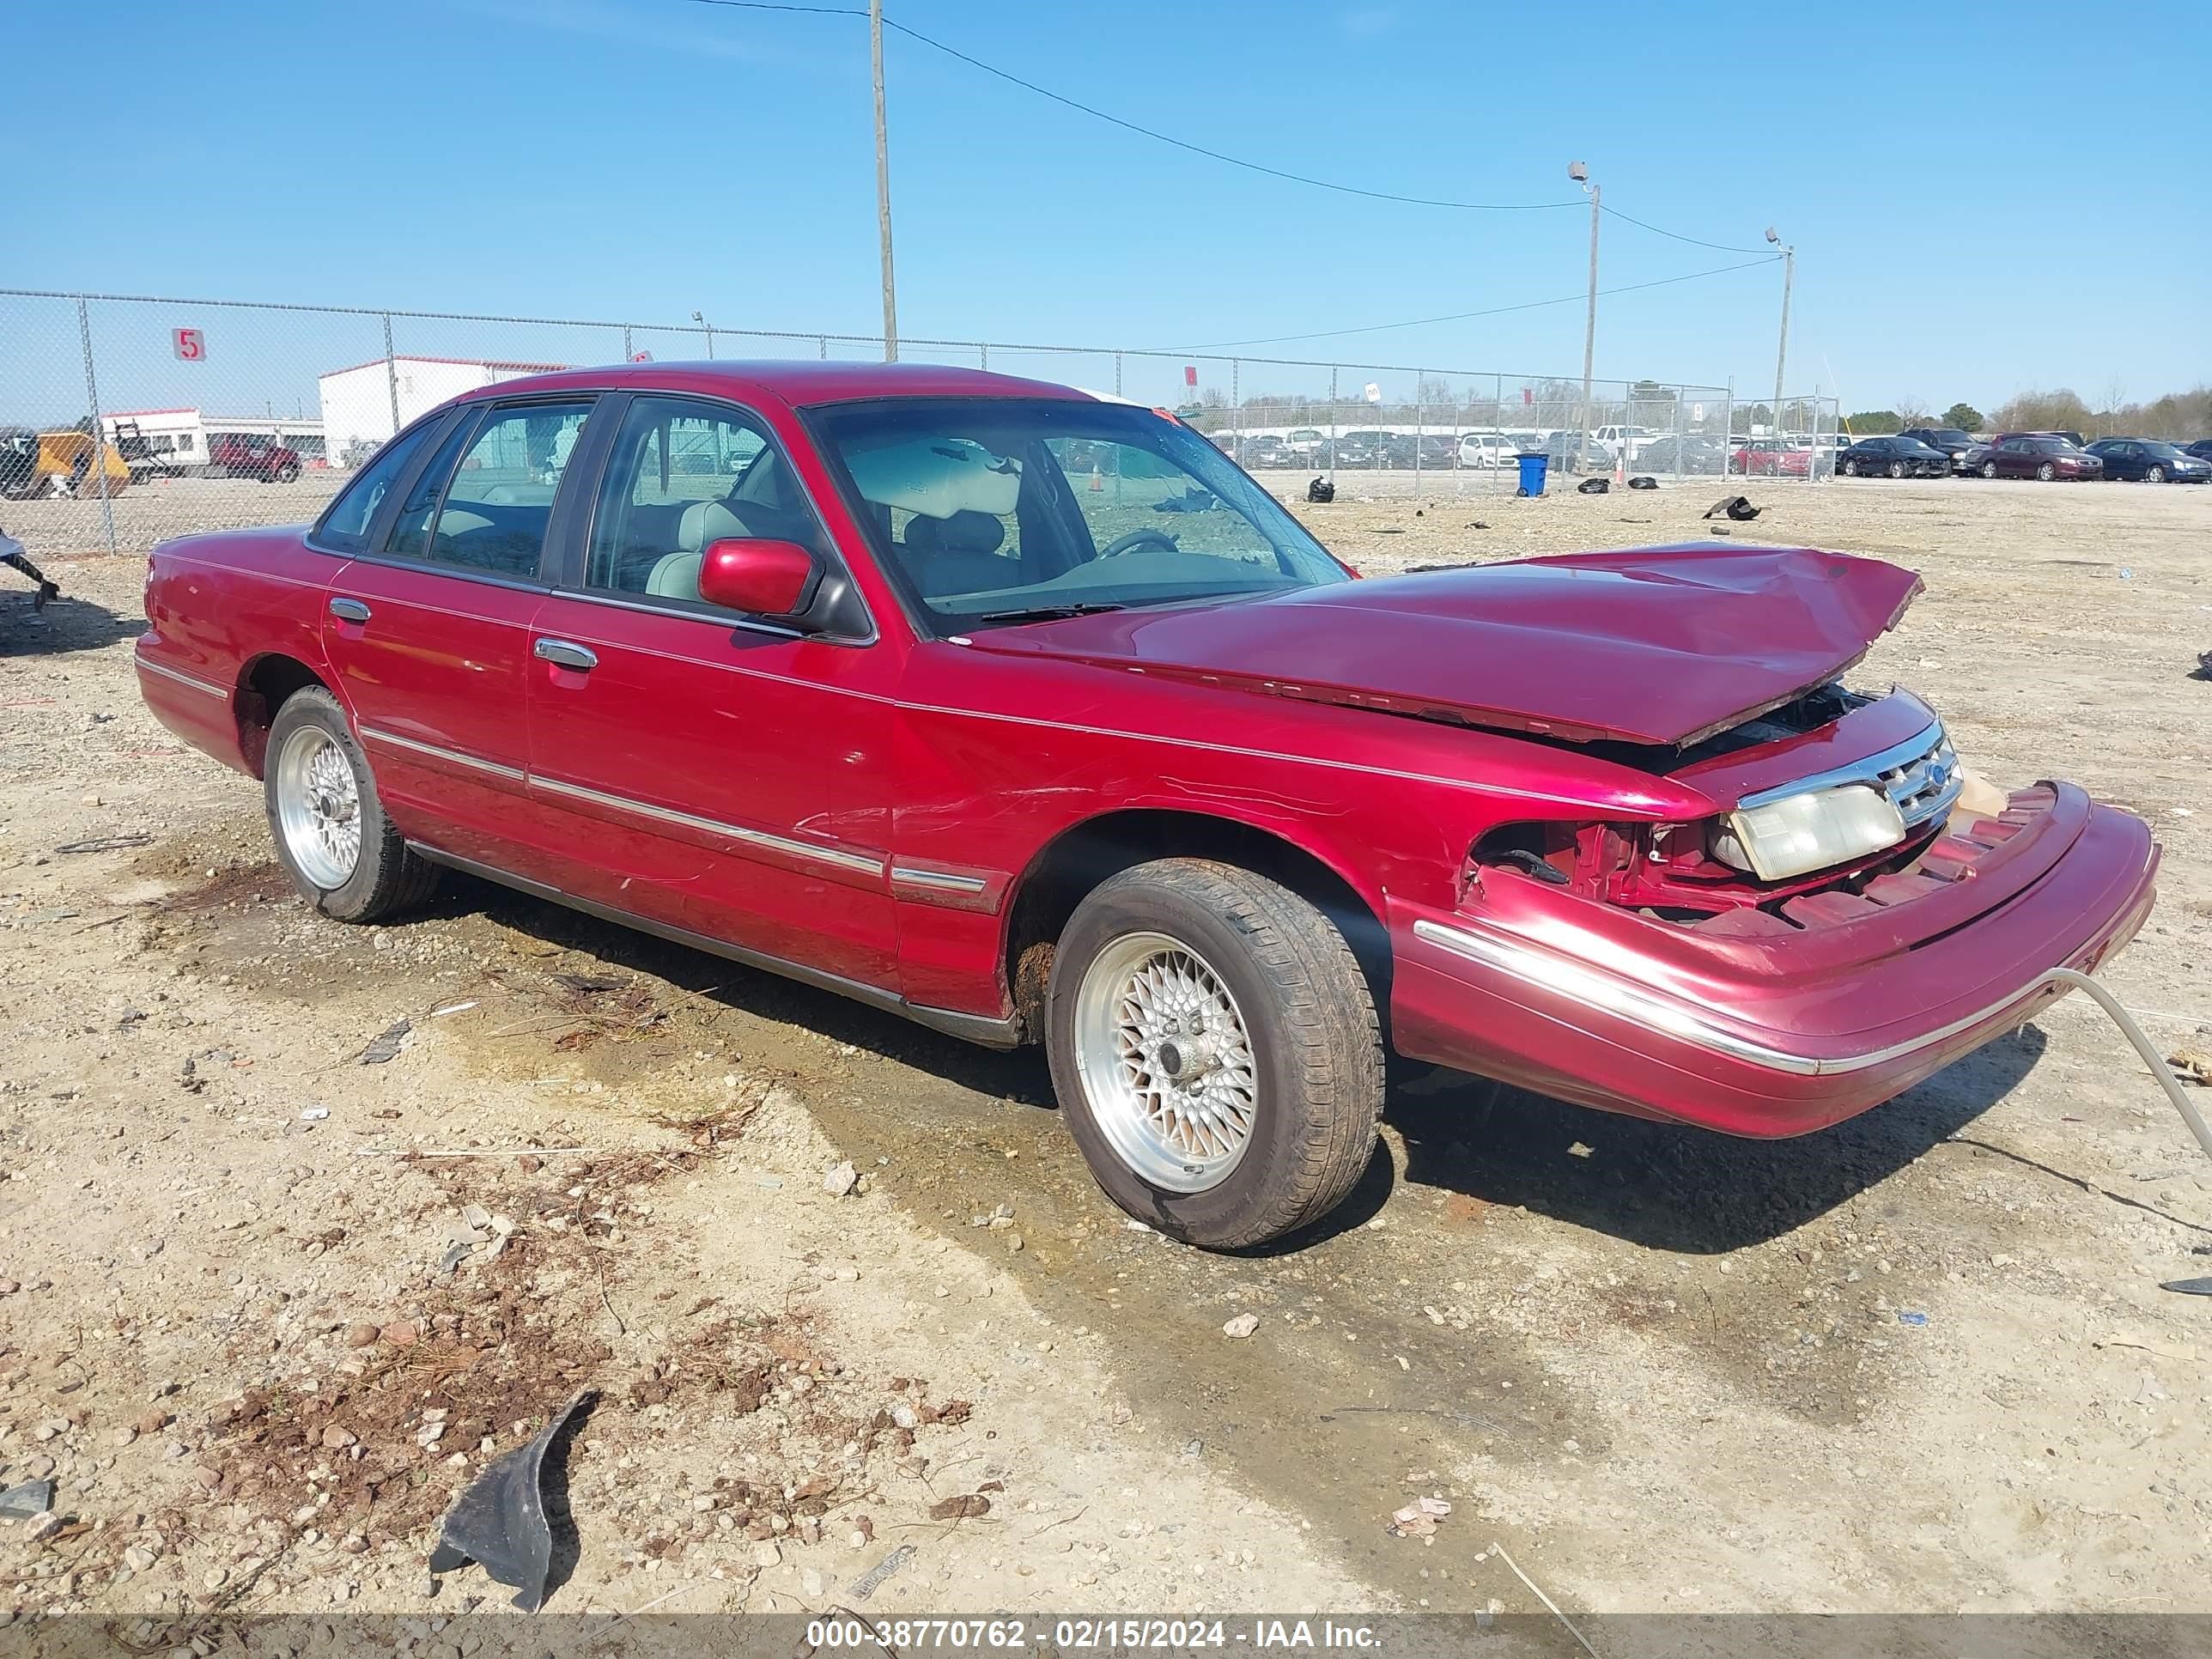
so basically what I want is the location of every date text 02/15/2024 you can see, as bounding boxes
[804,1619,1383,1650]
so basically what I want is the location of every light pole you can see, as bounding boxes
[871,0,899,362]
[1766,227,1794,451]
[692,309,715,361]
[1569,161,1598,475]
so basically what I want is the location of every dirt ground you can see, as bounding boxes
[3,476,2210,1638]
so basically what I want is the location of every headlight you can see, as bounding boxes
[1711,784,1905,881]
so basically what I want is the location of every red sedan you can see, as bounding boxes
[1731,438,1814,477]
[135,362,2158,1248]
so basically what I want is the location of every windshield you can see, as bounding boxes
[809,398,1352,633]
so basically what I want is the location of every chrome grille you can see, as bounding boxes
[1877,729,1960,830]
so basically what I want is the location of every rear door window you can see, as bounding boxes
[400,402,595,580]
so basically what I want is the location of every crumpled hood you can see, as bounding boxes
[964,544,1923,746]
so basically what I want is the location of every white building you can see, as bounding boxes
[101,407,326,472]
[318,356,568,469]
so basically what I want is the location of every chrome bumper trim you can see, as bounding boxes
[136,657,230,700]
[1410,917,2065,1078]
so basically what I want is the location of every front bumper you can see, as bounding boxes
[1388,787,2159,1138]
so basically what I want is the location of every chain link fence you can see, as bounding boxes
[1,288,1826,562]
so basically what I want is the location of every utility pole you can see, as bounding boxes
[1767,228,1793,448]
[1569,162,1597,476]
[871,0,899,362]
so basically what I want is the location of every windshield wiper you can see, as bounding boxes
[974,601,1128,624]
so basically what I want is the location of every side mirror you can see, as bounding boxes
[697,537,819,620]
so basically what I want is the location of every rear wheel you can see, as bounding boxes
[1047,859,1383,1249]
[264,687,439,922]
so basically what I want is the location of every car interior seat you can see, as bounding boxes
[899,509,1011,598]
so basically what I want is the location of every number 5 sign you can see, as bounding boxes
[173,327,206,362]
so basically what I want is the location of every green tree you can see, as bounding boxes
[1941,403,1984,433]
[1846,410,1903,434]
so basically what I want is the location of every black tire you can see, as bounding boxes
[274,463,300,484]
[2036,462,2057,482]
[1843,459,1859,477]
[1981,461,1999,479]
[264,686,440,922]
[1887,459,1906,479]
[2147,465,2166,483]
[1046,858,1384,1249]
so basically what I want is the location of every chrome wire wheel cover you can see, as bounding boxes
[1073,931,1259,1193]
[275,725,362,889]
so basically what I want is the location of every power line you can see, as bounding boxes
[1599,204,1768,255]
[669,0,1567,211]
[1182,256,1781,349]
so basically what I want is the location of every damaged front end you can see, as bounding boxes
[1391,684,2160,1138]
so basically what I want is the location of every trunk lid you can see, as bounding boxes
[963,544,1922,747]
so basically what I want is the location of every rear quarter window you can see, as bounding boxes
[314,420,446,553]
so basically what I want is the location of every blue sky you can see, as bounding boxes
[9,0,2207,415]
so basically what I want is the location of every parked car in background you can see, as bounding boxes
[132,358,2160,1249]
[1284,428,1328,465]
[1731,438,1812,477]
[1589,424,1657,461]
[1838,436,1952,478]
[1979,434,2104,481]
[1332,429,1390,468]
[1458,433,1516,468]
[2184,440,2212,464]
[1632,435,1726,475]
[1538,432,1614,473]
[2081,438,2211,483]
[208,432,305,484]
[1382,434,1455,469]
[1899,428,1981,471]
[1237,434,1292,469]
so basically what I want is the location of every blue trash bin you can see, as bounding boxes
[1514,451,1550,496]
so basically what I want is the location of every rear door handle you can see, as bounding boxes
[328,597,371,623]
[533,638,599,672]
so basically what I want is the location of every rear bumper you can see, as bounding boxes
[1388,797,2159,1138]
[135,641,250,774]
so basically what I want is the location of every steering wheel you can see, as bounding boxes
[1096,527,1180,560]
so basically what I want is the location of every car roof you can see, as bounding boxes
[441,359,1098,411]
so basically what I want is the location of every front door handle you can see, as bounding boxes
[328,597,371,623]
[533,638,599,672]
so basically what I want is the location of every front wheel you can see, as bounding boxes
[1981,461,1999,479]
[1887,459,1906,479]
[1047,859,1383,1249]
[264,686,440,921]
[273,463,300,484]
[2147,465,2166,483]
[1843,459,1860,477]
[2037,462,2057,482]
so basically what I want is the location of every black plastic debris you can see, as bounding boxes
[2191,650,2211,683]
[1306,477,1335,504]
[2160,1277,2212,1297]
[1627,475,1658,490]
[1577,477,1610,495]
[0,1479,55,1519]
[1704,494,1762,521]
[360,1018,412,1065]
[427,1389,594,1612]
